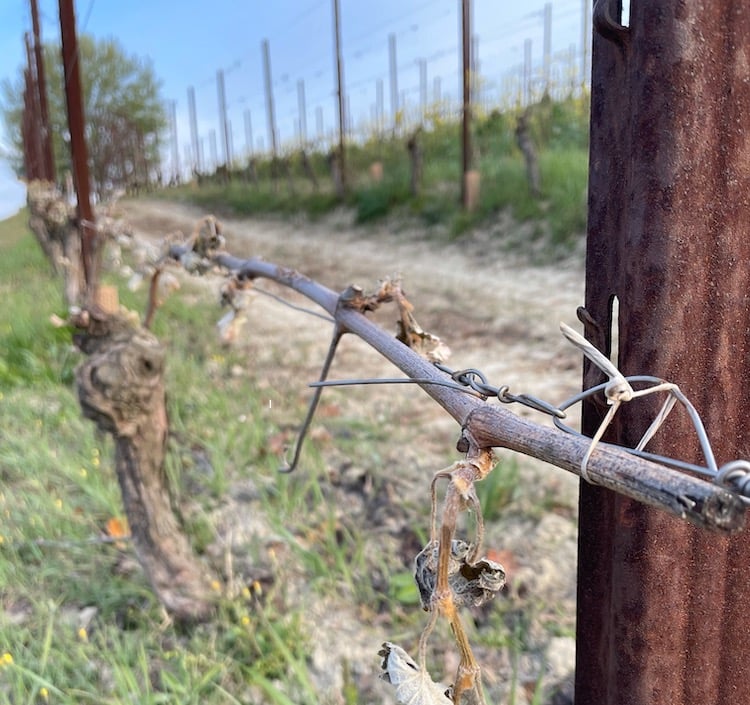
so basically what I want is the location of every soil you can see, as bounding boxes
[119,199,587,705]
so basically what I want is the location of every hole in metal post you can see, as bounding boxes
[621,0,630,28]
[610,294,620,370]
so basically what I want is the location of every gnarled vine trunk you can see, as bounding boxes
[26,180,83,305]
[73,310,217,622]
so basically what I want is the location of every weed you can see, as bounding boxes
[353,172,410,224]
[539,149,589,247]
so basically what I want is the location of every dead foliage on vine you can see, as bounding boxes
[379,446,505,705]
[338,277,452,364]
[149,216,507,702]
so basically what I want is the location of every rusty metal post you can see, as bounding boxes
[21,76,33,180]
[576,1,750,704]
[187,86,200,173]
[216,70,230,167]
[332,0,346,195]
[169,100,181,182]
[388,33,398,123]
[460,0,472,209]
[261,39,278,159]
[59,0,98,303]
[30,0,55,182]
[23,33,43,181]
[21,83,35,180]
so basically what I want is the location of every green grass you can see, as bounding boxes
[0,207,579,703]
[0,213,74,388]
[179,180,340,221]
[0,213,431,704]
[475,457,521,522]
[164,95,589,257]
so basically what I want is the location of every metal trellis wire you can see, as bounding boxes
[313,362,750,505]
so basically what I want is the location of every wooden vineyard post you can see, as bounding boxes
[576,2,750,703]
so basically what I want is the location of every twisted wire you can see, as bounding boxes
[553,375,750,504]
[432,363,566,419]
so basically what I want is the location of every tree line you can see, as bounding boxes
[1,35,166,199]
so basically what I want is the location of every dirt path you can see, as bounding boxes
[119,199,587,704]
[121,199,585,417]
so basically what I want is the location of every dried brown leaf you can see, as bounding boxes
[379,642,452,705]
[396,308,451,363]
[414,540,506,610]
[340,277,451,362]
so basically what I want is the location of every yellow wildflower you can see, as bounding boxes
[1,652,13,666]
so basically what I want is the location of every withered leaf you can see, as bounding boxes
[192,215,225,256]
[396,307,451,364]
[379,642,452,705]
[414,540,506,610]
[397,323,452,363]
[346,276,451,362]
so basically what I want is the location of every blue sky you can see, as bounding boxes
[0,0,588,218]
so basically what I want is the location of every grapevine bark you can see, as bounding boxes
[73,309,217,622]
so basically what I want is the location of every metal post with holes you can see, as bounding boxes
[460,0,472,209]
[22,33,43,181]
[261,39,278,160]
[216,70,230,168]
[388,33,398,123]
[59,0,98,303]
[31,0,55,182]
[187,86,200,173]
[576,2,750,703]
[332,0,346,194]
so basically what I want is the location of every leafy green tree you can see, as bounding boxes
[1,35,167,197]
